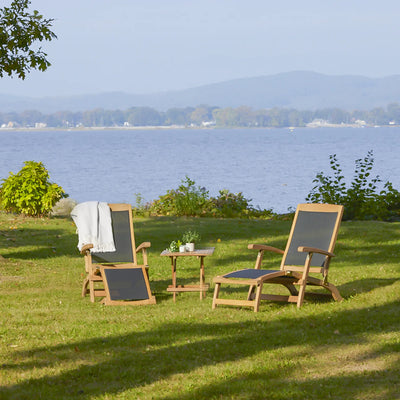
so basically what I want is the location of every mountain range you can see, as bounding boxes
[1,71,400,113]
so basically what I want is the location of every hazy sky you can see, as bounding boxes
[2,0,400,97]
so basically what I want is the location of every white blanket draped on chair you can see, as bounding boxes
[71,201,116,253]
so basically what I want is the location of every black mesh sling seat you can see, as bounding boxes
[212,203,344,312]
[80,203,155,305]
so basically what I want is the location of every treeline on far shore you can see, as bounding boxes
[3,102,400,129]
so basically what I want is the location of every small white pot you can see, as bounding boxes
[186,243,195,252]
[179,245,186,252]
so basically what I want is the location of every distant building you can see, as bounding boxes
[306,119,329,127]
[354,119,366,126]
[4,121,18,128]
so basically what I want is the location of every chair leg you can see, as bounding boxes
[89,280,95,303]
[247,284,256,300]
[297,253,312,308]
[303,275,343,303]
[296,279,307,308]
[253,283,263,312]
[212,282,221,309]
[82,277,89,297]
[324,282,343,302]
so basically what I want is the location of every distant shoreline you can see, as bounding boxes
[1,124,400,132]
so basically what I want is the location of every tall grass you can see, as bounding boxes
[1,212,400,399]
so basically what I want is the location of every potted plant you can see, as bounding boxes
[179,241,186,252]
[182,230,201,252]
[168,240,183,253]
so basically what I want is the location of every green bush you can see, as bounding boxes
[210,189,253,218]
[174,176,210,216]
[0,161,67,217]
[148,176,274,218]
[150,176,211,217]
[306,151,400,221]
[210,190,273,219]
[132,193,150,217]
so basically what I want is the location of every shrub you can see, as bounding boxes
[210,189,253,218]
[174,176,210,216]
[209,190,274,219]
[132,193,150,217]
[0,161,67,217]
[150,176,211,217]
[149,176,274,218]
[306,151,400,221]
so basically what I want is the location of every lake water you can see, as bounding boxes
[0,127,399,213]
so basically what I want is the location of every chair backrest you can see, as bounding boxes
[281,203,344,271]
[91,203,137,265]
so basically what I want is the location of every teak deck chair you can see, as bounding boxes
[80,203,156,305]
[212,203,344,311]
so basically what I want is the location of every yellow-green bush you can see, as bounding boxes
[0,161,67,216]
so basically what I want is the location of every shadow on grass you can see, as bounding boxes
[1,301,400,399]
[162,361,400,400]
[338,277,399,297]
[0,227,78,260]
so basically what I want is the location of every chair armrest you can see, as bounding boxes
[248,244,285,254]
[136,242,151,253]
[298,246,335,258]
[80,243,94,254]
[136,242,151,266]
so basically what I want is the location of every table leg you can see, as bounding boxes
[171,256,177,302]
[200,256,205,300]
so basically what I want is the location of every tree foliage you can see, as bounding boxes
[0,0,56,79]
[4,103,400,129]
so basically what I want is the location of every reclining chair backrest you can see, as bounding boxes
[282,203,344,270]
[91,203,137,265]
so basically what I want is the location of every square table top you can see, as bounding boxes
[160,247,215,257]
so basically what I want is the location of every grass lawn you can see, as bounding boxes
[1,212,400,399]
